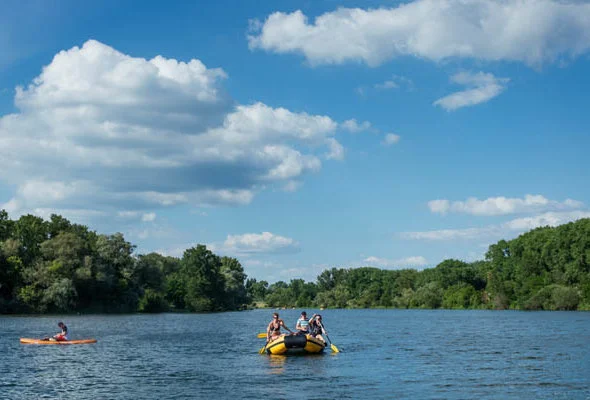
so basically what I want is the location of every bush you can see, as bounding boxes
[442,284,478,309]
[138,289,168,313]
[551,285,580,310]
[526,285,580,310]
[411,282,443,309]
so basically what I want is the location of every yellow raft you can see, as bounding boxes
[20,338,97,345]
[263,334,325,355]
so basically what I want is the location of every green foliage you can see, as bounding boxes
[1,209,589,314]
[411,282,443,309]
[42,278,78,312]
[0,210,14,241]
[138,289,169,313]
[259,219,590,311]
[14,214,49,264]
[0,211,250,314]
[246,278,268,301]
[221,257,248,309]
[442,284,479,309]
[181,245,226,312]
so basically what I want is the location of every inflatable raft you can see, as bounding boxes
[263,334,325,355]
[20,338,97,345]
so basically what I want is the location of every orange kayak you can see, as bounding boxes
[20,338,97,345]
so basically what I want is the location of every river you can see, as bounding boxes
[1,309,589,399]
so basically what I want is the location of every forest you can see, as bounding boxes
[1,209,589,313]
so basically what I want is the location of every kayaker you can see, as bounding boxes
[267,312,293,342]
[295,311,310,335]
[52,322,69,341]
[308,314,326,343]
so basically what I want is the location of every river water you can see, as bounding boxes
[1,309,589,399]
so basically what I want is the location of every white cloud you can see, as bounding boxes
[503,211,590,231]
[434,71,509,111]
[118,211,140,219]
[282,180,303,192]
[428,199,451,215]
[364,255,428,268]
[248,0,590,67]
[382,133,400,146]
[402,226,496,241]
[428,194,583,216]
[325,138,345,160]
[375,81,398,90]
[374,75,413,91]
[222,231,300,255]
[341,119,371,133]
[402,210,590,241]
[141,212,156,222]
[0,40,367,219]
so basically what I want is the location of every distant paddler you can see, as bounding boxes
[43,321,69,342]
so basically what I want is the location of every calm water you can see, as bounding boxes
[1,309,589,399]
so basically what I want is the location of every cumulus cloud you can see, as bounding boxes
[341,119,371,133]
[221,232,300,255]
[434,71,509,111]
[364,255,428,268]
[402,210,590,241]
[428,194,583,216]
[0,40,364,219]
[248,0,590,67]
[325,138,345,160]
[382,133,400,146]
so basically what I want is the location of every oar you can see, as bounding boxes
[258,331,269,353]
[319,322,340,353]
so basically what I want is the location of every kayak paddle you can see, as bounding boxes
[259,341,268,354]
[319,322,340,353]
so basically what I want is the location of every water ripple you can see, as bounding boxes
[2,310,590,399]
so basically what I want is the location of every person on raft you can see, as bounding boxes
[295,311,310,335]
[308,314,326,343]
[51,322,69,341]
[266,312,293,342]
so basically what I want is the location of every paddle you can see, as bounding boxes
[318,322,340,353]
[257,333,267,338]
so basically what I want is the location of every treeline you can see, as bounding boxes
[0,210,248,313]
[247,218,590,311]
[1,210,589,313]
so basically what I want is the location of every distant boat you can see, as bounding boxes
[20,338,97,345]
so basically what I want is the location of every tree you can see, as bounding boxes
[0,210,14,241]
[220,257,248,309]
[411,282,443,309]
[246,278,268,302]
[181,245,225,312]
[93,233,137,311]
[47,214,72,238]
[13,214,49,265]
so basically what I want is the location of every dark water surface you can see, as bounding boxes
[1,309,589,399]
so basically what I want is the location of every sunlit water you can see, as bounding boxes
[1,309,589,399]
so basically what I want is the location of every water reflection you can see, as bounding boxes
[266,355,286,374]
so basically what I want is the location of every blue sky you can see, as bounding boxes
[1,0,589,282]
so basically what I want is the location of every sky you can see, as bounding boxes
[1,0,589,283]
